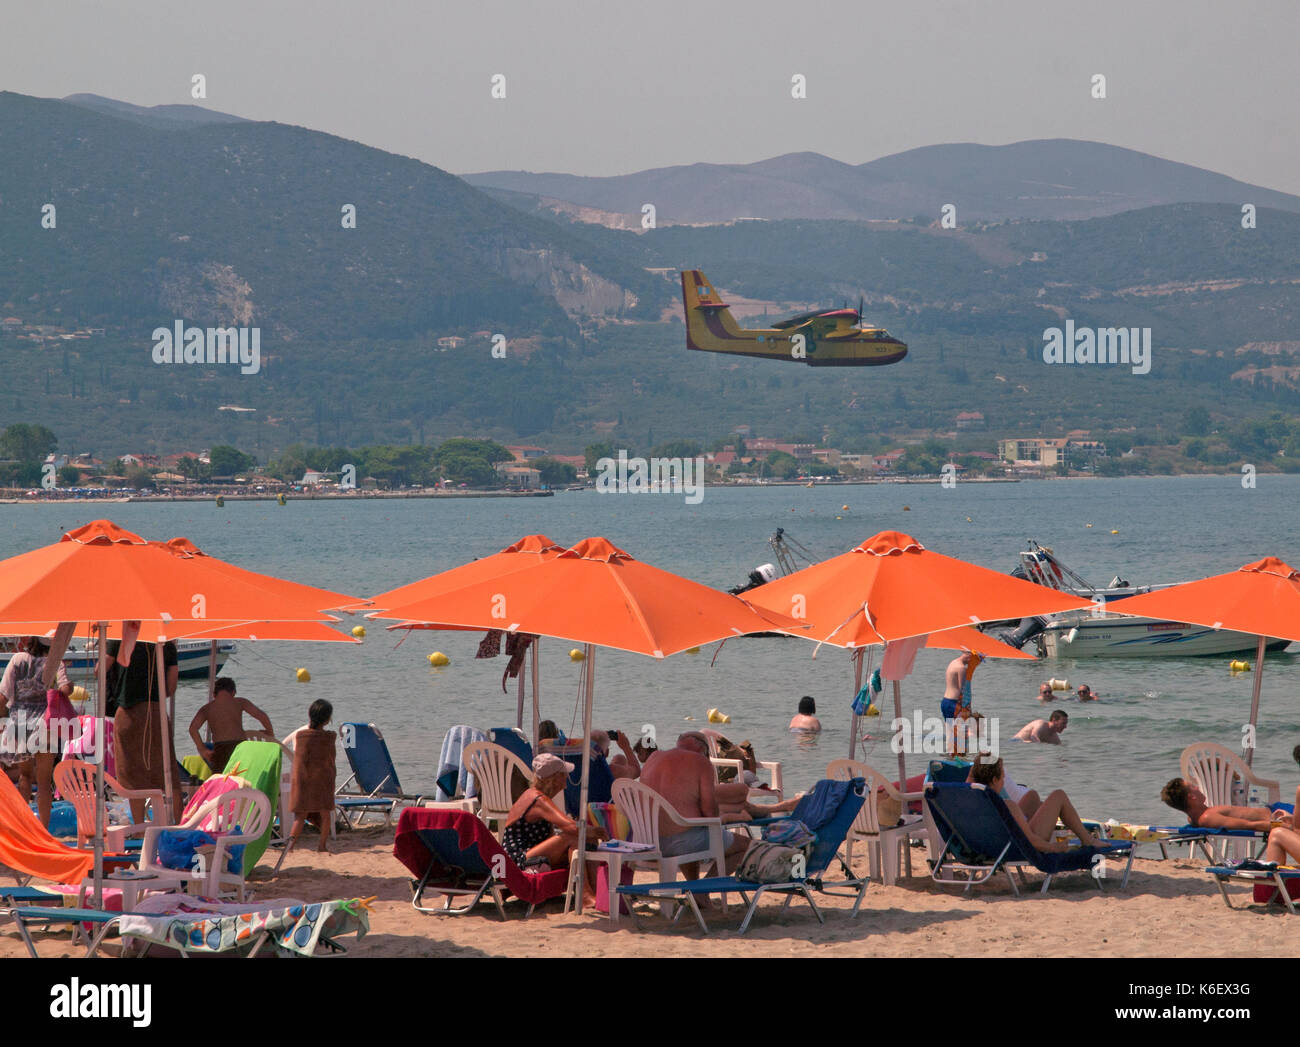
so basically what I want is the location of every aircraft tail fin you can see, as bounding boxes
[680,270,742,349]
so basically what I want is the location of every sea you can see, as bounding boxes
[3,474,1297,827]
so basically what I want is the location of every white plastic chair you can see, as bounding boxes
[1180,742,1280,807]
[704,736,784,800]
[53,759,164,853]
[463,742,533,838]
[826,759,927,885]
[138,787,271,900]
[611,779,727,884]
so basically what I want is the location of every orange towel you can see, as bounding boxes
[0,772,94,884]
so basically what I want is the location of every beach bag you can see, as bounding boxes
[762,819,816,848]
[1254,878,1300,905]
[156,828,245,875]
[736,842,805,884]
[44,688,78,733]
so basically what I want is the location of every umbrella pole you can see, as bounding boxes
[93,621,107,909]
[574,643,595,915]
[531,639,541,745]
[1246,635,1266,768]
[516,660,526,730]
[849,649,864,760]
[893,680,907,789]
[155,643,176,821]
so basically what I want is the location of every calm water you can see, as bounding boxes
[3,475,1298,825]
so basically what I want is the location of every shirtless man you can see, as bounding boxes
[1014,710,1068,744]
[1075,684,1098,702]
[639,732,751,876]
[1036,682,1053,702]
[594,729,641,781]
[1160,778,1293,831]
[942,653,980,720]
[188,677,274,774]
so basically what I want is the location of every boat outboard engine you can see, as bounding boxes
[728,562,778,595]
[991,615,1048,650]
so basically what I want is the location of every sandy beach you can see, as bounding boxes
[6,826,1295,959]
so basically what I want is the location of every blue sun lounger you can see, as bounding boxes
[335,722,428,827]
[926,782,1134,894]
[1205,862,1300,914]
[616,778,869,935]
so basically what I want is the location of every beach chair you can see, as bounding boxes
[335,722,428,828]
[925,782,1134,895]
[53,759,162,853]
[0,905,144,957]
[616,777,869,935]
[137,787,270,901]
[1205,861,1300,914]
[826,759,928,884]
[463,741,533,837]
[611,779,728,885]
[392,807,569,919]
[705,734,784,798]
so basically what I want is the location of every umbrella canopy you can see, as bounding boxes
[746,531,1086,782]
[366,534,564,615]
[377,536,803,655]
[17,619,359,643]
[1109,557,1300,765]
[0,521,349,626]
[744,530,1095,645]
[926,626,1036,661]
[380,535,802,913]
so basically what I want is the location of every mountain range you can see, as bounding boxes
[2,91,1300,461]
[466,140,1300,225]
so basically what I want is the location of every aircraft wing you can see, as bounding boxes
[771,307,859,331]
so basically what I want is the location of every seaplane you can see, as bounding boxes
[680,269,908,367]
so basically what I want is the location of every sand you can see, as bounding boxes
[7,826,1297,958]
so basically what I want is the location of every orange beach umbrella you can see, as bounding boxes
[1110,557,1300,766]
[377,536,802,913]
[745,531,1091,781]
[0,520,357,902]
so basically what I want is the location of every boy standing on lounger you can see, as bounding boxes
[188,677,275,774]
[1160,778,1294,831]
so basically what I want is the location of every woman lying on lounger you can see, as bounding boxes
[502,753,604,904]
[969,757,1108,851]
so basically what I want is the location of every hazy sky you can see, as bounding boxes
[4,0,1299,192]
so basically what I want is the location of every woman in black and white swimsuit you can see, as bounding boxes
[502,753,604,904]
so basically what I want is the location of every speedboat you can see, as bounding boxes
[0,636,236,680]
[990,542,1289,658]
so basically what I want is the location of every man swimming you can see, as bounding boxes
[1014,710,1069,744]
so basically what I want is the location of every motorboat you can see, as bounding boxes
[0,636,236,681]
[990,542,1289,658]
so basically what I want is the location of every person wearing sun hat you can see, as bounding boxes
[502,752,605,905]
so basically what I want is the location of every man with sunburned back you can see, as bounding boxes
[1161,777,1293,832]
[639,731,751,876]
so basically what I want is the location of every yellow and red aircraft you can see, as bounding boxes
[680,269,907,367]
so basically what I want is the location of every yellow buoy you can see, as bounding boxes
[351,625,366,639]
[569,649,585,662]
[70,685,90,706]
[864,704,880,717]
[1230,659,1251,672]
[707,708,730,724]
[215,495,224,508]
[277,493,286,506]
[1086,523,1093,528]
[903,505,910,511]
[841,505,849,511]
[685,647,700,655]
[428,652,450,667]
[1110,529,1118,534]
[836,515,842,520]
[295,668,311,683]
